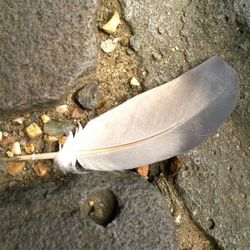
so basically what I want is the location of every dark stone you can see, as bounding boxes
[80,188,118,226]
[119,0,250,248]
[75,84,100,110]
[0,0,99,120]
[0,172,177,249]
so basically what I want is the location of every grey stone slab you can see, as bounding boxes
[120,0,250,248]
[0,0,99,119]
[0,172,177,249]
[176,121,250,249]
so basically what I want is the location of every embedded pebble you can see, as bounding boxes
[33,162,48,177]
[130,77,141,86]
[80,188,118,226]
[101,38,120,53]
[44,135,59,143]
[6,151,14,158]
[0,131,2,141]
[152,52,162,61]
[59,136,67,145]
[41,114,51,124]
[56,105,68,114]
[19,138,27,147]
[136,165,149,177]
[44,120,74,137]
[14,117,24,125]
[129,36,141,52]
[25,123,43,139]
[175,214,182,225]
[102,11,120,34]
[126,48,134,55]
[7,162,25,176]
[207,218,215,229]
[24,144,35,154]
[158,26,165,34]
[10,142,21,155]
[3,132,8,137]
[71,108,82,118]
[76,84,100,110]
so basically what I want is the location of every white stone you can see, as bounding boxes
[56,105,68,114]
[130,77,140,86]
[14,117,24,124]
[101,38,120,53]
[102,11,120,34]
[0,131,2,141]
[6,151,14,158]
[10,142,21,155]
[41,114,51,124]
[175,214,182,225]
[3,131,8,137]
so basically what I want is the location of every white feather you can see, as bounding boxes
[55,56,239,172]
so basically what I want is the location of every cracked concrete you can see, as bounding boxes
[120,0,250,248]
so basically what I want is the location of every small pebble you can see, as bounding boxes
[24,144,35,154]
[148,163,160,182]
[129,36,141,52]
[44,135,59,143]
[102,11,120,34]
[130,77,141,87]
[33,162,48,177]
[19,138,27,147]
[152,52,162,61]
[207,218,215,229]
[0,124,11,132]
[41,114,51,124]
[18,130,24,137]
[14,117,23,125]
[59,136,67,145]
[136,165,149,177]
[80,188,118,226]
[25,123,43,139]
[7,162,25,176]
[101,38,120,53]
[175,214,182,225]
[10,142,21,155]
[0,131,2,141]
[71,108,82,118]
[126,48,134,55]
[3,131,8,137]
[158,26,165,34]
[76,84,100,110]
[6,151,14,158]
[44,120,74,137]
[56,105,68,114]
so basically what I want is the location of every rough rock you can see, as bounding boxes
[234,0,250,30]
[0,0,99,119]
[119,0,250,248]
[0,172,177,249]
[175,121,250,249]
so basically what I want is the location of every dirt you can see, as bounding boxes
[0,0,217,248]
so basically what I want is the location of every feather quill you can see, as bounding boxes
[5,56,239,173]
